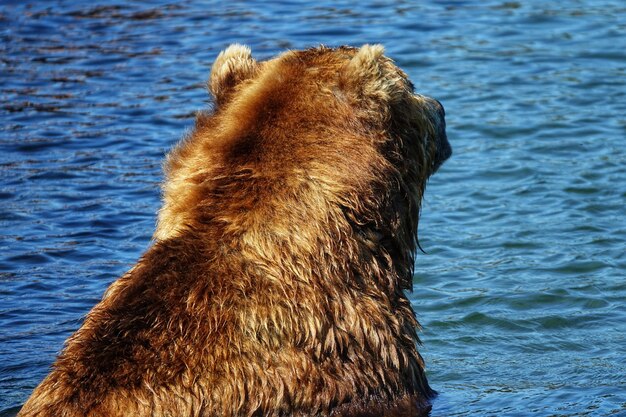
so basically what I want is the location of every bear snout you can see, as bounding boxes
[430,98,452,173]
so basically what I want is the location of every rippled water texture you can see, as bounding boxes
[1,1,625,416]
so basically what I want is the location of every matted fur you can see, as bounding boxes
[19,45,451,417]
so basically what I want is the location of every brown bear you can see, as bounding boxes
[18,44,451,417]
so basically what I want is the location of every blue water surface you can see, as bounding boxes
[1,1,625,416]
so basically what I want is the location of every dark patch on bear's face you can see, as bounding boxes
[432,99,452,173]
[412,95,450,176]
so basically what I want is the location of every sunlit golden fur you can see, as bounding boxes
[19,44,451,417]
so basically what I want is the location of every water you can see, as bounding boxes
[1,1,624,415]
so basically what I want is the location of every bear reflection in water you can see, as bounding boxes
[19,45,451,417]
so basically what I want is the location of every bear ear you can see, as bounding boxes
[345,44,403,102]
[347,44,386,75]
[209,44,258,106]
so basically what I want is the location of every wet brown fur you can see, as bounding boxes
[19,44,450,417]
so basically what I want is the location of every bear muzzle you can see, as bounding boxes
[431,98,451,174]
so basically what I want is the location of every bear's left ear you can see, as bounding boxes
[209,44,258,106]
